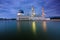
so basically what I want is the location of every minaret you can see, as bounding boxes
[31,6,36,17]
[42,7,45,17]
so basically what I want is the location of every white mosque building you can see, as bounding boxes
[17,6,50,20]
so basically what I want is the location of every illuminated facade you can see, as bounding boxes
[42,7,45,17]
[31,6,36,17]
[17,6,50,20]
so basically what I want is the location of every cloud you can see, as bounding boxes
[0,0,60,18]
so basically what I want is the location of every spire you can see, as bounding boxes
[31,6,35,17]
[42,7,45,17]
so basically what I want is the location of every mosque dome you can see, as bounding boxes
[17,10,24,16]
[18,10,24,13]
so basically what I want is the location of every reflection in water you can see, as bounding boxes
[42,21,47,32]
[17,21,21,32]
[32,21,36,34]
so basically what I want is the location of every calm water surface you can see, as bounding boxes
[0,20,60,40]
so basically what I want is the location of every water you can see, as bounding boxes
[0,20,60,40]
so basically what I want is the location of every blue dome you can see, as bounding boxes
[18,10,24,13]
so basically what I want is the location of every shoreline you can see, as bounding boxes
[0,19,60,21]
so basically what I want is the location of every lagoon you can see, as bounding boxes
[0,20,60,40]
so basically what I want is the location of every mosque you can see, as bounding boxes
[17,6,50,20]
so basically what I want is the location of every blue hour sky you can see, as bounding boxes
[0,0,60,18]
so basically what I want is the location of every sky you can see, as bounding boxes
[0,0,60,18]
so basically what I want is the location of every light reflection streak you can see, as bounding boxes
[42,21,47,32]
[32,21,36,34]
[17,21,21,32]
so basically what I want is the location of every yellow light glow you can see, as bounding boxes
[42,21,47,32]
[32,21,36,34]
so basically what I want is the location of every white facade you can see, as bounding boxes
[17,6,50,21]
